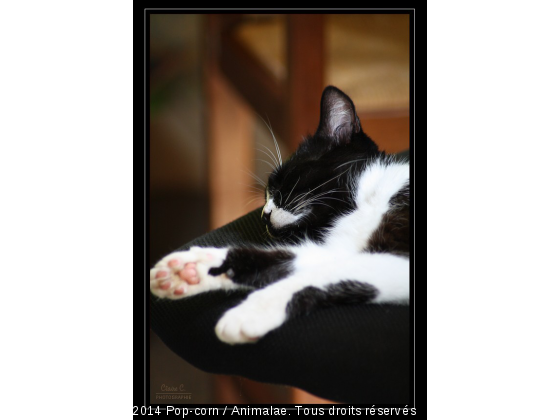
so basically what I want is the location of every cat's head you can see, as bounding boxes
[262,86,381,240]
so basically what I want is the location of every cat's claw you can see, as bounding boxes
[150,247,230,299]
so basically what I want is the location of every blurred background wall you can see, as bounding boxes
[149,13,410,404]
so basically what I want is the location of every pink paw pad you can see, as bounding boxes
[155,270,168,279]
[173,286,185,296]
[179,263,199,284]
[168,259,181,269]
[159,281,171,290]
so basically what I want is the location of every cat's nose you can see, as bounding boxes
[262,209,271,223]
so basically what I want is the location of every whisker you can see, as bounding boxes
[305,200,336,211]
[335,158,368,170]
[247,192,265,200]
[291,167,352,208]
[292,188,351,211]
[259,114,283,167]
[255,158,276,171]
[314,196,349,204]
[255,146,280,169]
[246,185,264,191]
[270,127,283,167]
[240,182,266,198]
[244,196,265,208]
[242,169,267,188]
[292,189,343,211]
[285,176,301,208]
[289,191,309,206]
[255,144,279,167]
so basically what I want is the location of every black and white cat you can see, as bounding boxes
[150,86,410,345]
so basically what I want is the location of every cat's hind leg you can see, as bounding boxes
[150,247,238,299]
[215,250,409,344]
[150,246,296,299]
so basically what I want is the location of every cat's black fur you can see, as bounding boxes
[264,86,384,242]
[367,183,410,256]
[207,86,408,308]
[286,281,380,319]
[208,248,295,288]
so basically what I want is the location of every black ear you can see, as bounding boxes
[315,86,361,143]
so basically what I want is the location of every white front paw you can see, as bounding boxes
[150,247,231,299]
[215,294,287,344]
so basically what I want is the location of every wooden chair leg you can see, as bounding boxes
[206,51,255,229]
[287,14,325,152]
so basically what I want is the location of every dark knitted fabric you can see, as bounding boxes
[150,151,411,404]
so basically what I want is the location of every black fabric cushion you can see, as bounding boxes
[150,210,410,404]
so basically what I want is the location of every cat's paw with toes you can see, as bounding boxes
[215,293,287,344]
[150,247,231,299]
